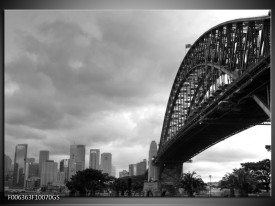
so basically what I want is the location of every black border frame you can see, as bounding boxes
[1,0,274,206]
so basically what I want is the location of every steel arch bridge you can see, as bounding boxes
[154,15,271,167]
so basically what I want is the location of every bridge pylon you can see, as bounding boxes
[144,161,183,196]
[157,162,183,196]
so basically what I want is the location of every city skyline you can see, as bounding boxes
[6,143,138,178]
[5,10,271,182]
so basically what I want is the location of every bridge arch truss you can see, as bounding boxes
[157,16,270,162]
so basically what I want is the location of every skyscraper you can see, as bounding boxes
[56,171,65,186]
[60,159,69,181]
[25,162,39,188]
[129,159,147,177]
[60,159,77,182]
[13,144,28,188]
[39,151,49,176]
[101,153,112,175]
[40,160,58,186]
[148,140,158,181]
[4,154,12,176]
[129,164,136,176]
[70,144,85,171]
[68,159,77,180]
[25,162,39,178]
[136,159,147,176]
[89,149,100,170]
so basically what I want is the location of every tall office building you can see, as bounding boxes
[129,164,136,176]
[101,153,112,175]
[25,162,39,187]
[70,144,85,171]
[129,159,146,177]
[136,159,147,176]
[39,151,49,176]
[68,159,77,180]
[4,154,12,176]
[89,149,100,170]
[56,171,65,186]
[60,159,77,182]
[60,159,69,181]
[13,144,28,188]
[25,162,39,178]
[148,141,158,181]
[40,160,58,186]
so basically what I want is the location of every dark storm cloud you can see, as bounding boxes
[5,124,47,141]
[5,13,180,134]
[96,12,162,54]
[5,95,64,130]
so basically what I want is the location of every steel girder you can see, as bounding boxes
[158,16,270,157]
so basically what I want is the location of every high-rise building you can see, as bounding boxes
[129,164,136,176]
[40,160,58,186]
[13,144,28,188]
[70,144,85,171]
[4,154,12,176]
[119,170,129,178]
[60,158,78,181]
[59,159,68,172]
[101,153,112,175]
[136,159,147,176]
[148,141,158,181]
[39,151,49,176]
[129,159,147,177]
[89,149,100,170]
[56,171,65,186]
[60,159,69,181]
[68,159,77,180]
[25,162,39,188]
[25,162,39,178]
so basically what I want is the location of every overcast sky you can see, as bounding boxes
[5,10,271,182]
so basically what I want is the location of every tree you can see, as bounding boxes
[265,145,271,152]
[241,159,271,193]
[115,171,148,197]
[180,171,207,197]
[109,177,128,196]
[131,174,147,196]
[65,168,110,196]
[219,168,258,197]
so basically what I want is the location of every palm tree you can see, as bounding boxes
[180,171,207,197]
[219,172,235,196]
[219,168,258,197]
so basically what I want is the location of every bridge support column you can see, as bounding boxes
[158,162,183,196]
